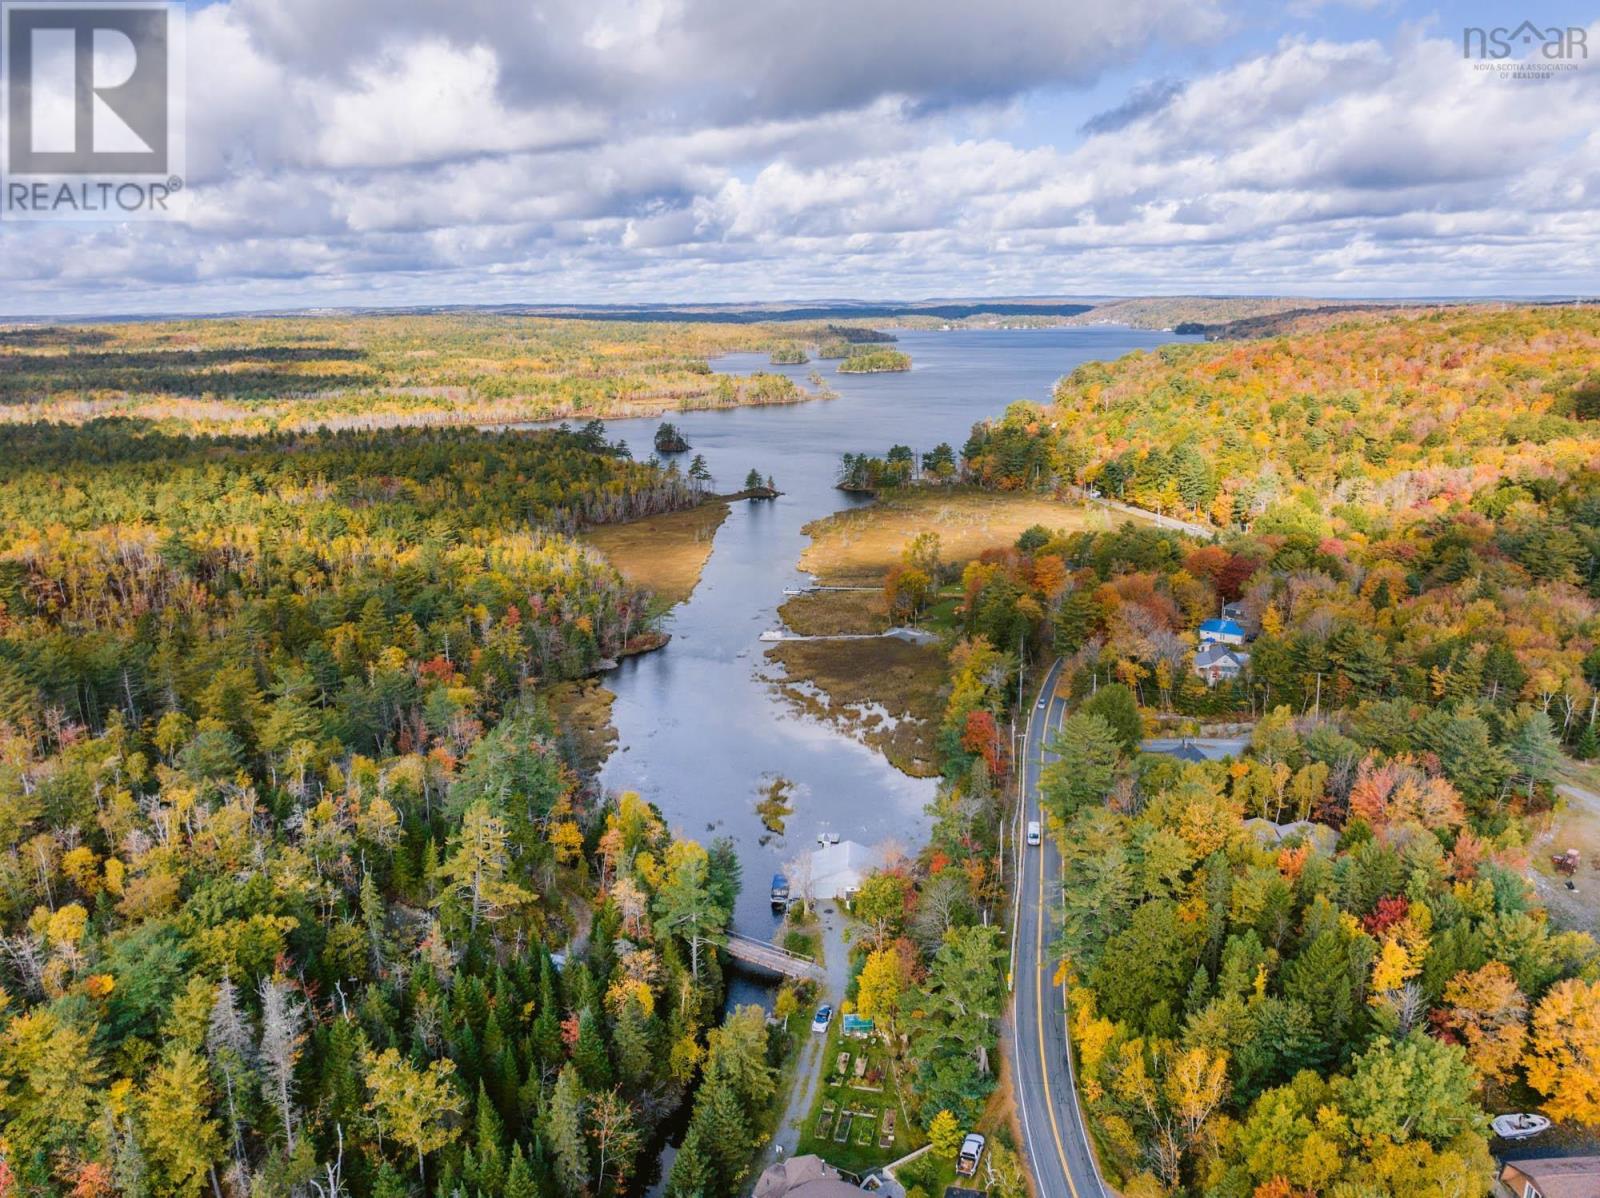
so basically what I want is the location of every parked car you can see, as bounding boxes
[811,1004,832,1034]
[1026,820,1042,846]
[956,1132,986,1176]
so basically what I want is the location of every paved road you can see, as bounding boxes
[1008,658,1110,1198]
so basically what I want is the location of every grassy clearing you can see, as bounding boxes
[777,588,889,636]
[796,1024,923,1175]
[796,488,1115,585]
[765,638,946,778]
[1531,764,1600,931]
[580,500,729,610]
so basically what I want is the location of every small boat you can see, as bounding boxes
[770,873,790,909]
[781,586,810,596]
[817,831,841,846]
[1491,1113,1551,1140]
[759,630,785,642]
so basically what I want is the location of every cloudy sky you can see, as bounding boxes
[3,0,1598,315]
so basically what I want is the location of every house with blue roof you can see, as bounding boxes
[1198,617,1246,646]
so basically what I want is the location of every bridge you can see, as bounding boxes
[721,932,825,981]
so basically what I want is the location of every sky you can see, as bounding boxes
[2,0,1598,316]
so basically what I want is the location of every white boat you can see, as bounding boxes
[1491,1113,1551,1140]
[817,831,841,846]
[759,630,785,642]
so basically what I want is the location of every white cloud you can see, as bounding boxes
[2,8,1598,313]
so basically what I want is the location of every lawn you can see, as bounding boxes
[795,1023,923,1176]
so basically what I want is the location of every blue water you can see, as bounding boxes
[584,327,1189,936]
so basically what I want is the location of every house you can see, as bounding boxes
[1244,818,1339,856]
[753,1155,905,1198]
[1198,617,1246,645]
[1153,739,1210,764]
[810,840,882,901]
[1194,641,1249,685]
[1497,1155,1600,1198]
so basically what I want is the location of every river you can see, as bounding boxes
[587,326,1190,939]
[594,325,1189,1194]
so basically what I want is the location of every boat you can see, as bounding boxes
[1491,1113,1551,1140]
[817,831,841,846]
[770,873,790,909]
[759,630,785,642]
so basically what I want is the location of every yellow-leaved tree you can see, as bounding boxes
[1525,978,1600,1126]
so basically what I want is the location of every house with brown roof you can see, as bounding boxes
[1498,1155,1600,1198]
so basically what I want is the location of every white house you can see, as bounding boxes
[810,840,881,901]
[1194,641,1249,685]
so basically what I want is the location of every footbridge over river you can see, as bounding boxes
[722,932,824,982]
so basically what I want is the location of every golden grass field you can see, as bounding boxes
[795,488,1117,584]
[580,501,730,609]
[765,489,1118,777]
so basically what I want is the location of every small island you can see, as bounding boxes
[770,345,809,365]
[653,420,690,453]
[837,348,912,373]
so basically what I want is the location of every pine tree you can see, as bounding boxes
[696,1079,753,1191]
[665,1125,716,1198]
[1577,719,1600,761]
[504,1143,539,1198]
[546,1063,590,1195]
[611,997,655,1091]
[574,1007,613,1090]
[466,1081,506,1195]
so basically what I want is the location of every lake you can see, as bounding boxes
[585,327,1190,937]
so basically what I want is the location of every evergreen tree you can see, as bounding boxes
[546,1063,590,1195]
[504,1142,539,1198]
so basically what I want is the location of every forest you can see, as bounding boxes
[0,417,770,1198]
[859,496,1600,1195]
[0,317,821,433]
[962,305,1600,534]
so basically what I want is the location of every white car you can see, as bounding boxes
[956,1132,986,1176]
[1026,820,1042,846]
